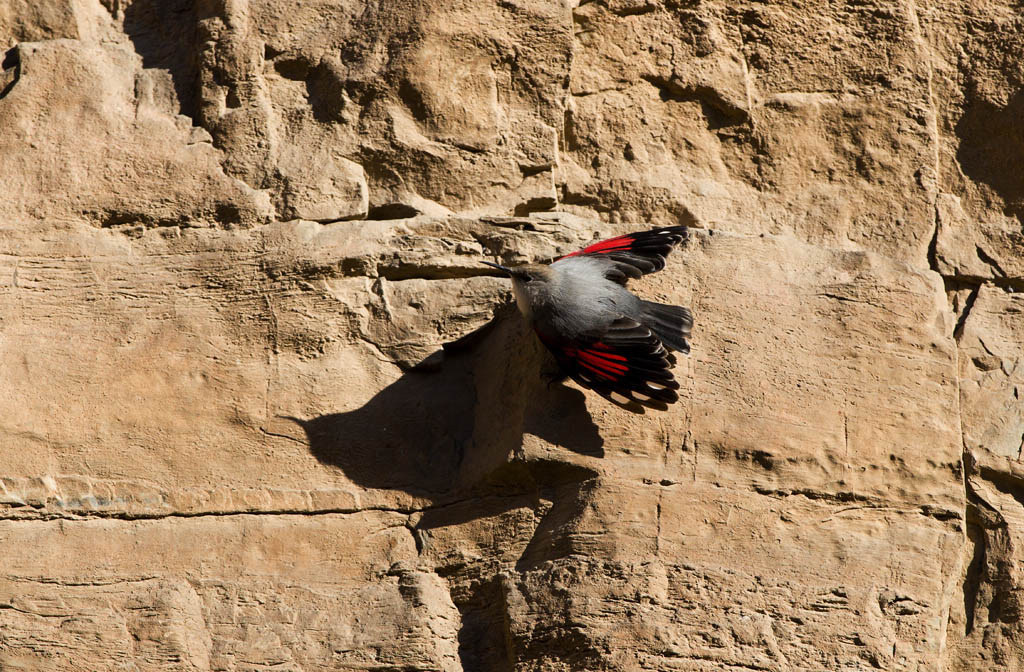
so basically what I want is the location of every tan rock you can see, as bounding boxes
[278,149,368,222]
[0,219,970,669]
[0,513,445,671]
[958,285,1024,459]
[1,0,1023,668]
[936,193,1024,281]
[562,1,940,267]
[3,3,73,44]
[0,40,270,227]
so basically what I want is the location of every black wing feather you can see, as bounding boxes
[558,225,688,284]
[537,318,681,413]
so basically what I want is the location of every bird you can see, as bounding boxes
[482,225,693,412]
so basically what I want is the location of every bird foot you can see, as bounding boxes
[542,371,569,389]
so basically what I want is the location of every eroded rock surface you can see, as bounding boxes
[1,0,1022,670]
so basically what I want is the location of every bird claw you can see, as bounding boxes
[543,371,568,389]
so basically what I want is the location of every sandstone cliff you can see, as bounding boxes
[1,1,1022,670]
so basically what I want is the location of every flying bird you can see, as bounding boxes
[482,225,692,412]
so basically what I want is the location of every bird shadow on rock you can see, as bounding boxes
[287,304,605,671]
[288,303,604,507]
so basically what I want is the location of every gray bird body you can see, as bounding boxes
[483,225,692,411]
[512,256,641,341]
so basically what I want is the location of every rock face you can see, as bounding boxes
[0,1,1021,670]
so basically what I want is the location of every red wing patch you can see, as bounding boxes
[563,342,630,381]
[539,322,681,412]
[560,234,636,259]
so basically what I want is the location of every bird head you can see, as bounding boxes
[480,261,554,318]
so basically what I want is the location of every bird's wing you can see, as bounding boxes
[537,318,680,413]
[555,225,688,284]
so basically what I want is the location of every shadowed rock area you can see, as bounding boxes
[1,1,1023,670]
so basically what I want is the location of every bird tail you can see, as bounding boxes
[639,300,692,354]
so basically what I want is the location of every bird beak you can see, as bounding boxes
[480,260,513,275]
